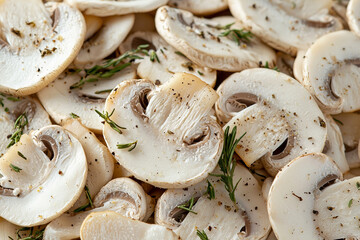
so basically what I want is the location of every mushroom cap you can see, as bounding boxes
[268,153,342,239]
[168,0,228,16]
[0,0,85,96]
[0,125,88,226]
[83,15,103,40]
[347,0,360,36]
[228,0,342,56]
[302,30,360,114]
[103,73,223,188]
[155,6,276,72]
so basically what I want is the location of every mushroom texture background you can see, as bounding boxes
[168,0,229,16]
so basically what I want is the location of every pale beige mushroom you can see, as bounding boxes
[347,0,360,36]
[168,0,228,16]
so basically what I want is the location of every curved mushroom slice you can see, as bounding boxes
[268,153,342,239]
[216,69,326,175]
[262,177,273,202]
[84,15,103,40]
[120,31,216,87]
[37,66,136,133]
[131,14,156,33]
[0,218,45,240]
[75,15,135,66]
[0,0,85,96]
[0,96,51,157]
[155,6,276,72]
[293,50,306,82]
[168,0,228,16]
[104,73,223,188]
[155,164,271,239]
[0,218,18,239]
[0,125,87,226]
[302,30,360,114]
[330,0,349,29]
[44,177,150,239]
[228,0,342,56]
[66,0,168,17]
[276,52,295,77]
[347,0,360,36]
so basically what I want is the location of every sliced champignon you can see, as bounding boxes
[119,31,216,87]
[0,217,18,239]
[267,153,342,239]
[262,177,273,202]
[0,0,85,96]
[0,96,51,157]
[228,0,342,56]
[302,30,360,114]
[80,211,179,240]
[44,177,150,239]
[275,52,295,77]
[330,0,349,29]
[168,0,228,16]
[215,69,327,175]
[65,0,169,17]
[83,15,103,40]
[0,218,45,240]
[74,14,135,66]
[103,73,223,188]
[37,66,136,133]
[0,125,87,226]
[155,164,271,239]
[155,6,276,72]
[347,0,360,36]
[293,50,306,82]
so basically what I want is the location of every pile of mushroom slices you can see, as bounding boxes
[3,0,360,239]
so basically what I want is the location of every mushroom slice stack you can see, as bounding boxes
[302,30,360,114]
[0,0,85,96]
[168,0,228,16]
[216,69,327,176]
[0,95,51,157]
[120,31,216,87]
[65,0,169,17]
[347,0,360,36]
[155,164,271,239]
[75,14,135,66]
[155,6,276,72]
[0,125,87,226]
[228,0,342,56]
[44,178,151,239]
[80,211,179,240]
[104,73,223,188]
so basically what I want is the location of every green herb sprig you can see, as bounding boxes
[15,226,44,240]
[7,113,28,148]
[117,141,138,152]
[263,61,279,72]
[70,113,79,119]
[196,230,209,240]
[95,109,126,134]
[218,23,253,45]
[206,180,215,200]
[10,164,22,173]
[74,186,93,213]
[177,197,197,214]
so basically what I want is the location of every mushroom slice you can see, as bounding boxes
[104,73,223,188]
[66,0,169,17]
[0,218,45,240]
[80,211,179,240]
[302,30,360,114]
[84,15,103,40]
[168,0,228,16]
[0,125,87,226]
[155,164,271,239]
[155,6,276,72]
[0,0,85,96]
[0,95,51,157]
[228,0,342,56]
[276,52,295,77]
[268,153,342,239]
[347,0,360,36]
[293,50,306,82]
[216,69,326,175]
[37,66,136,133]
[262,177,273,202]
[44,178,150,239]
[119,31,216,87]
[75,15,135,66]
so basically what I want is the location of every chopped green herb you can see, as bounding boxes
[10,164,22,173]
[149,50,160,63]
[291,1,296,9]
[7,97,20,102]
[0,98,4,107]
[74,186,93,213]
[175,51,186,58]
[218,23,253,45]
[17,151,27,160]
[356,182,360,190]
[206,180,215,200]
[263,61,280,72]
[333,118,344,126]
[348,198,353,208]
[16,227,44,240]
[182,62,194,71]
[7,113,28,148]
[117,141,138,152]
[5,107,9,113]
[70,113,79,119]
[94,89,113,94]
[8,236,14,240]
[196,230,209,240]
[95,109,125,134]
[177,197,197,214]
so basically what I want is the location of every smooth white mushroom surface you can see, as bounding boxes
[168,0,228,16]
[347,0,360,36]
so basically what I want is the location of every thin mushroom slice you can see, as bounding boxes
[155,6,276,72]
[228,0,342,56]
[302,30,360,114]
[119,31,216,87]
[44,177,150,239]
[347,0,360,36]
[0,125,87,226]
[275,52,295,77]
[104,73,223,188]
[216,69,326,175]
[168,0,228,16]
[268,153,342,239]
[155,164,271,240]
[0,218,45,240]
[83,15,103,40]
[293,50,306,82]
[0,0,85,96]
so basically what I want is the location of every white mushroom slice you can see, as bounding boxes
[346,149,360,169]
[268,153,342,239]
[0,125,87,226]
[330,0,349,29]
[216,69,326,175]
[131,14,156,33]
[75,15,135,66]
[66,0,169,17]
[84,15,103,40]
[0,218,18,239]
[155,164,271,239]
[276,52,295,77]
[80,211,179,240]
[228,0,342,56]
[0,0,85,96]
[44,177,149,239]
[0,96,51,157]
[293,50,306,82]
[155,6,276,72]
[347,0,360,36]
[37,66,136,133]
[0,218,45,239]
[104,73,223,188]
[302,30,360,114]
[333,112,360,151]
[262,177,273,202]
[119,31,216,87]
[168,0,228,16]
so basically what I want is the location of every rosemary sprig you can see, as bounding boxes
[333,118,344,126]
[74,186,93,213]
[10,164,22,173]
[263,61,279,72]
[95,109,126,134]
[196,230,209,240]
[149,50,160,63]
[117,141,138,152]
[7,113,28,148]
[16,227,44,240]
[177,197,197,214]
[175,51,186,58]
[218,23,253,45]
[357,182,360,190]
[95,89,113,94]
[206,180,215,200]
[17,151,27,160]
[70,113,79,119]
